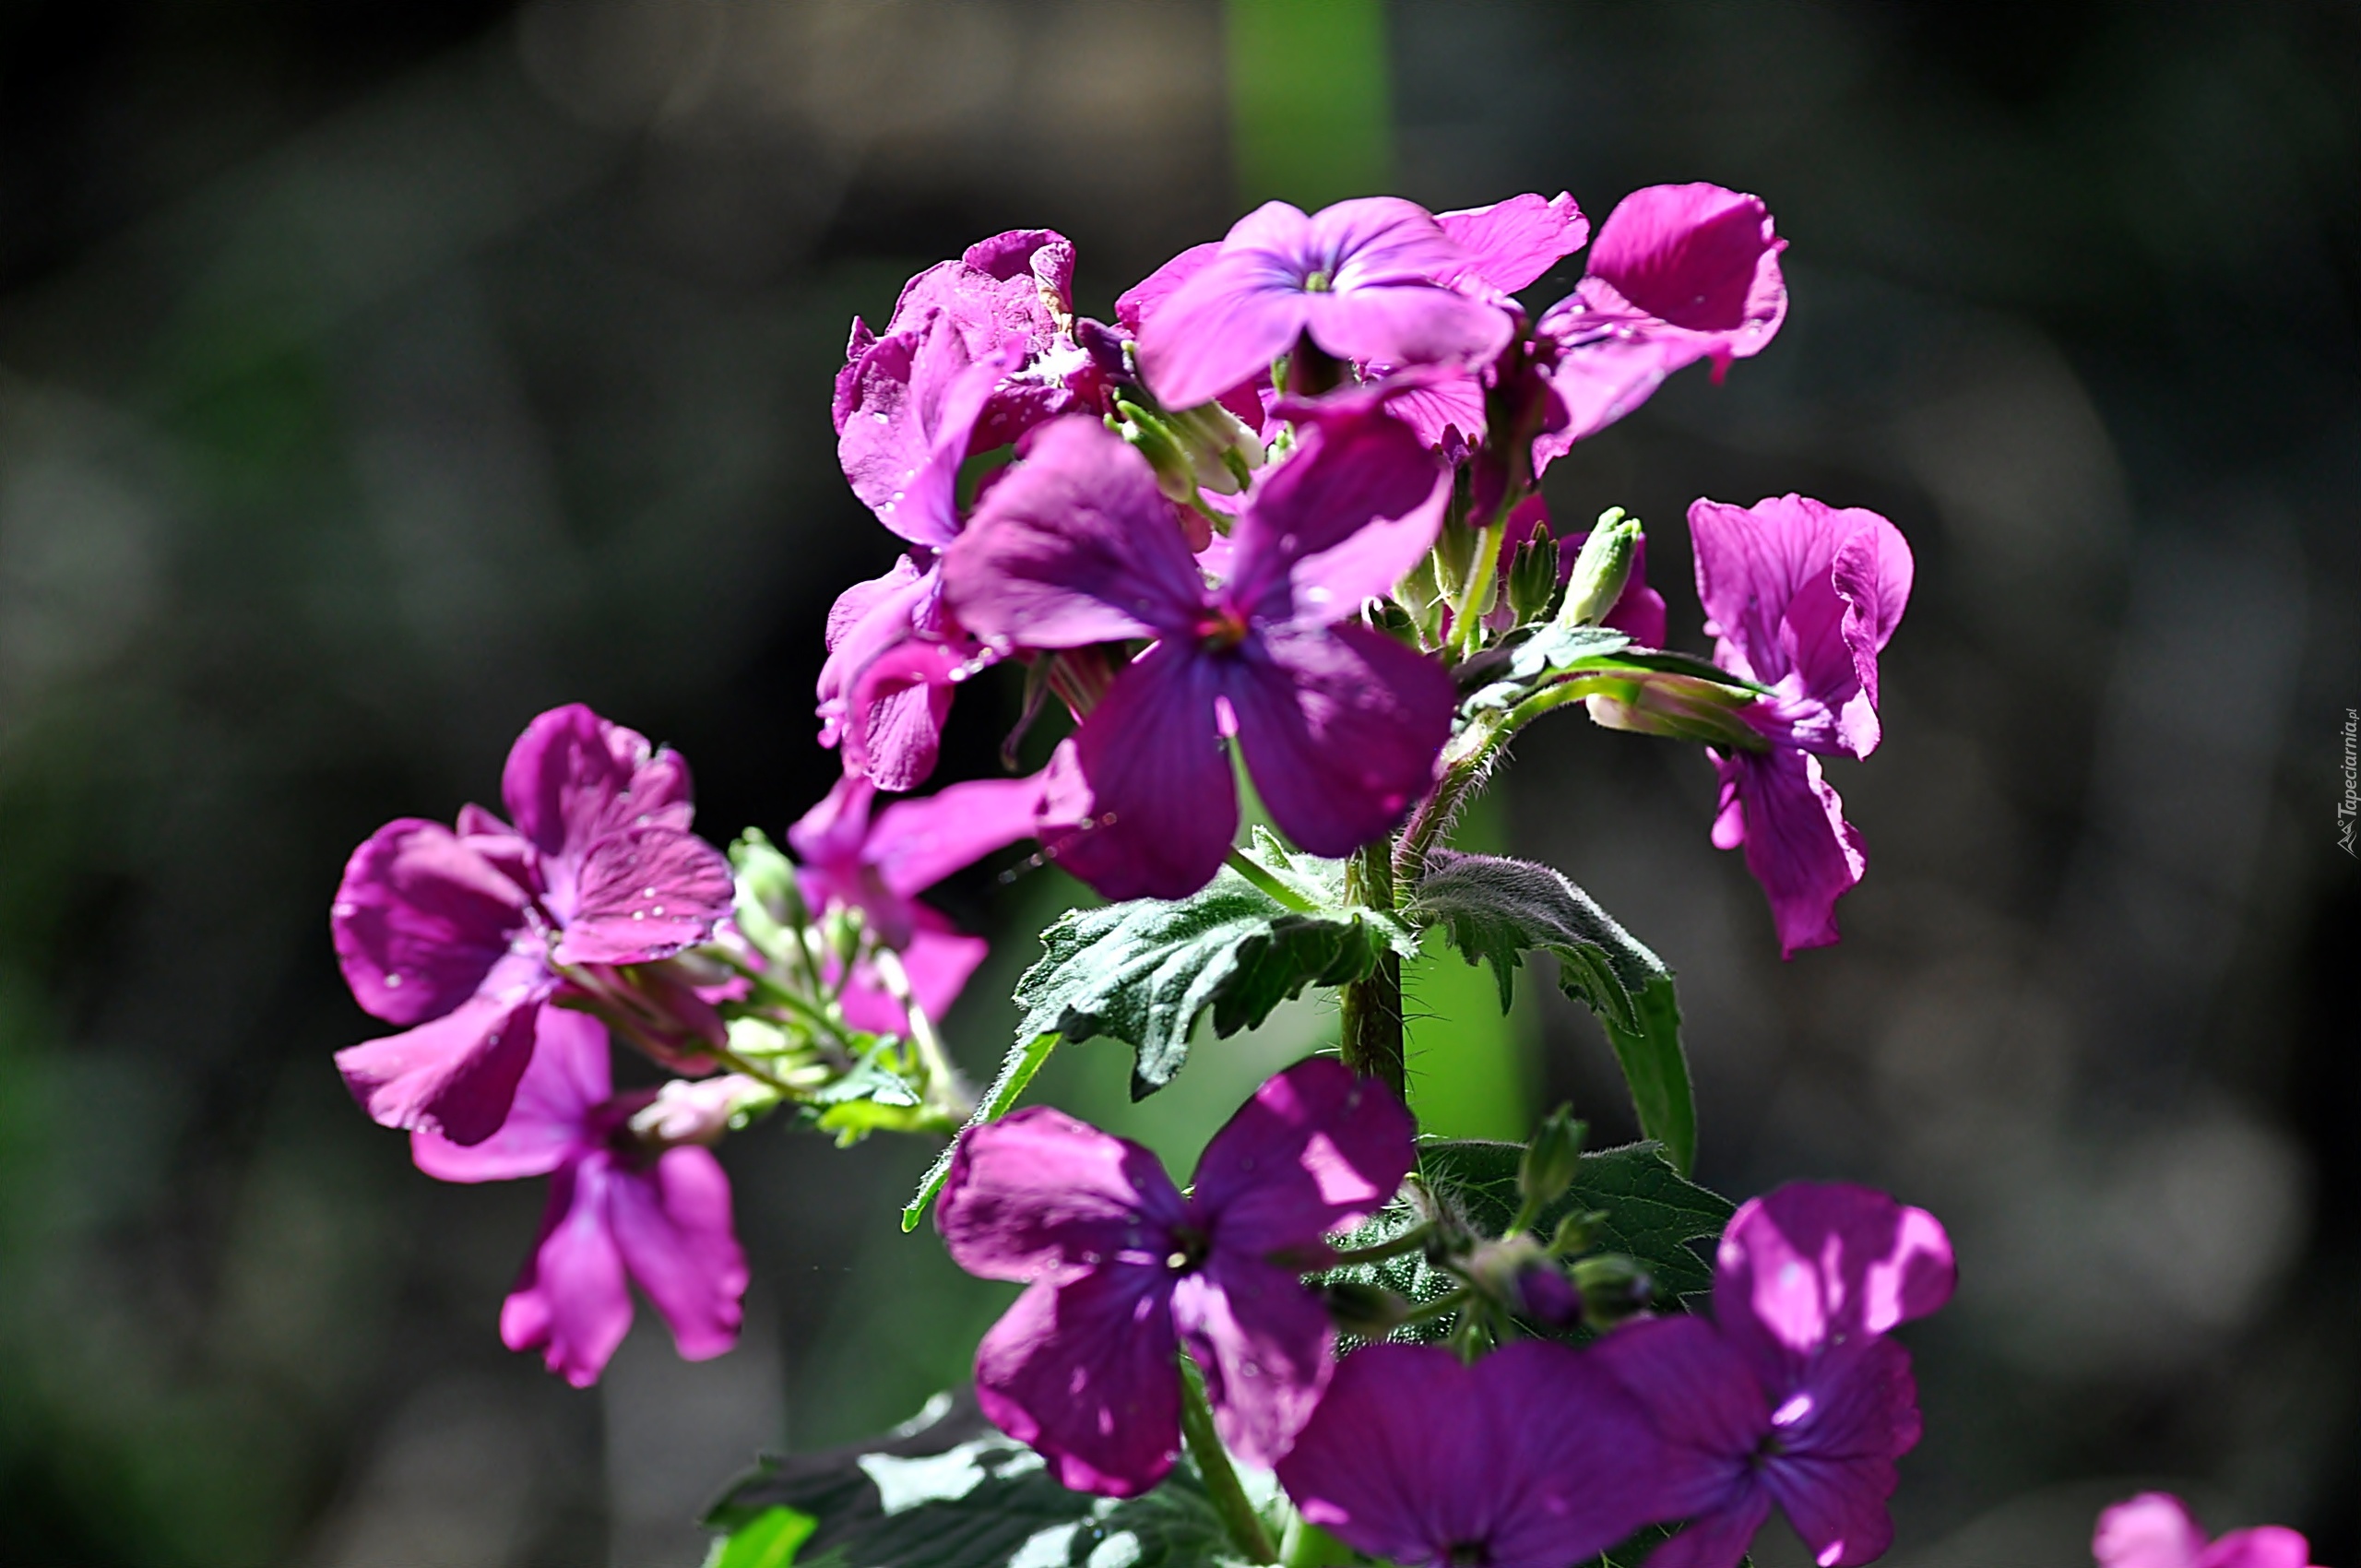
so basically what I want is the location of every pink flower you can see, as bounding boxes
[412,1008,749,1387]
[332,706,734,1145]
[1133,197,1513,411]
[1594,1182,1956,1568]
[1275,1342,1666,1568]
[1434,191,1591,298]
[935,1058,1415,1497]
[2094,1494,2321,1568]
[1690,494,1913,956]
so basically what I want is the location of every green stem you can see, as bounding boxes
[1279,1513,1357,1567]
[1180,1358,1278,1564]
[1448,517,1506,660]
[708,949,860,1050]
[871,946,974,1123]
[1337,844,1405,1100]
[1226,848,1319,913]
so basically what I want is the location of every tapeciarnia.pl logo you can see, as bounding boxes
[2340,707,2358,858]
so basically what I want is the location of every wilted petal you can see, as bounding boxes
[1192,1057,1415,1256]
[937,1106,1189,1281]
[336,968,550,1145]
[410,1006,607,1182]
[1714,1182,1957,1376]
[610,1145,748,1362]
[943,418,1208,648]
[1228,624,1453,860]
[553,826,734,966]
[1710,746,1866,959]
[1050,640,1239,901]
[1225,409,1451,624]
[501,1152,634,1388]
[972,1265,1183,1498]
[333,818,532,1025]
[1436,191,1589,293]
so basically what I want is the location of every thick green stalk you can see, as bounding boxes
[1337,843,1405,1100]
[1180,1358,1278,1564]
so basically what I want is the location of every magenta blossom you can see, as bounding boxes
[2094,1493,2321,1568]
[935,1057,1415,1497]
[1134,197,1513,411]
[784,771,1042,1035]
[332,705,734,1145]
[411,1007,748,1387]
[941,409,1454,900]
[1435,190,1591,298]
[1276,1342,1667,1568]
[1690,493,1913,956]
[1533,184,1786,467]
[1594,1182,1957,1568]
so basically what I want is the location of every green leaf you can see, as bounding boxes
[1406,850,1696,1171]
[902,1030,1060,1231]
[705,1389,1257,1568]
[704,1506,817,1568]
[1325,1138,1734,1332]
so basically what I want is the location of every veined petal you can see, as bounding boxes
[1759,1336,1920,1567]
[841,638,967,792]
[1301,286,1513,381]
[1710,746,1866,959]
[1472,1340,1671,1568]
[1135,250,1311,414]
[837,312,1024,546]
[943,418,1208,647]
[610,1144,748,1362]
[332,818,531,1025]
[552,825,734,967]
[1275,1343,1500,1566]
[972,1266,1182,1498]
[1044,641,1238,901]
[336,972,550,1145]
[1225,409,1450,624]
[1228,624,1452,860]
[410,1006,608,1182]
[1192,1057,1415,1256]
[1643,1491,1776,1568]
[501,705,689,894]
[1173,1256,1334,1468]
[936,1106,1189,1281]
[1714,1182,1957,1375]
[1436,191,1590,294]
[501,1152,633,1387]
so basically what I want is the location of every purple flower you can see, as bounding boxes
[332,705,734,1144]
[1593,1182,1956,1568]
[1690,493,1913,956]
[1275,1342,1667,1568]
[941,409,1454,900]
[935,1057,1415,1497]
[785,771,1043,1035]
[1434,190,1591,298]
[1533,184,1787,467]
[1134,197,1513,412]
[412,1008,749,1387]
[2094,1493,2320,1568]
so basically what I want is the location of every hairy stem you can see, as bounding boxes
[1180,1358,1278,1564]
[1337,844,1405,1100]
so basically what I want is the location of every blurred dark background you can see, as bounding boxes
[2,2,2355,1564]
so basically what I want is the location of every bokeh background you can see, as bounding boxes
[3,2,2355,1563]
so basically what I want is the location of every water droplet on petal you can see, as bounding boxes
[872,411,890,424]
[385,973,404,988]
[632,909,647,921]
[651,906,664,917]
[641,886,657,898]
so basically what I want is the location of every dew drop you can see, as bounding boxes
[632,909,647,921]
[385,972,404,988]
[872,411,890,424]
[651,905,665,916]
[641,886,658,898]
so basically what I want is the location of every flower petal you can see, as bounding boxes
[501,705,692,884]
[1275,1343,1497,1566]
[552,825,735,967]
[1135,247,1312,411]
[336,970,550,1145]
[1473,1340,1675,1568]
[837,311,1024,546]
[1173,1256,1334,1468]
[610,1144,748,1362]
[1436,191,1590,294]
[2199,1527,2318,1568]
[972,1266,1182,1498]
[868,775,1049,898]
[1589,1315,1768,1520]
[840,638,967,792]
[1042,640,1238,902]
[1116,241,1222,333]
[1302,285,1513,380]
[409,1006,607,1182]
[1644,1491,1776,1568]
[332,818,531,1025]
[1714,1182,1957,1376]
[943,417,1208,648]
[936,1105,1188,1282]
[1192,1057,1415,1256]
[501,1152,633,1387]
[1760,1336,1920,1567]
[2095,1495,2210,1568]
[1228,624,1453,860]
[1709,746,1866,959]
[1225,408,1450,624]
[836,914,989,1037]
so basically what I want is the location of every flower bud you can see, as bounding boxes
[1548,1207,1606,1257]
[1111,392,1263,500]
[1394,552,1446,644]
[1505,529,1560,624]
[1319,1279,1412,1339]
[1559,508,1642,629]
[1584,671,1770,753]
[730,828,805,952]
[626,1074,769,1147]
[1518,1105,1587,1213]
[1569,1253,1655,1329]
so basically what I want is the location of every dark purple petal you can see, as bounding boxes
[1228,624,1453,860]
[1173,1256,1334,1468]
[1644,1491,1777,1568]
[836,915,988,1037]
[1590,1315,1769,1520]
[1710,746,1866,959]
[1044,640,1238,902]
[552,826,734,967]
[2096,1496,2210,1568]
[609,1144,748,1362]
[501,705,693,882]
[501,1151,633,1387]
[409,1005,606,1182]
[1759,1336,1918,1568]
[1224,409,1451,624]
[868,774,1050,898]
[1192,1057,1415,1256]
[973,1266,1182,1498]
[942,418,1208,648]
[936,1106,1189,1282]
[1134,250,1312,412]
[1714,1181,1958,1377]
[336,968,551,1144]
[332,818,531,1025]
[1436,191,1590,293]
[1300,286,1512,383]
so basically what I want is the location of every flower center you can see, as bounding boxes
[1302,267,1334,292]
[1164,1225,1210,1274]
[1445,1543,1491,1566]
[1195,607,1252,652]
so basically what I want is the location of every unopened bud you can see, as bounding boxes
[1584,671,1769,752]
[1506,529,1560,624]
[1432,513,1479,601]
[628,1075,767,1147]
[1112,393,1263,501]
[730,828,805,948]
[1394,553,1445,644]
[1548,1208,1606,1257]
[1559,508,1642,629]
[1518,1105,1587,1212]
[1320,1279,1412,1339]
[1570,1253,1655,1329]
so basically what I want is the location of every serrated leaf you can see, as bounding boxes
[1407,850,1696,1171]
[705,1389,1255,1568]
